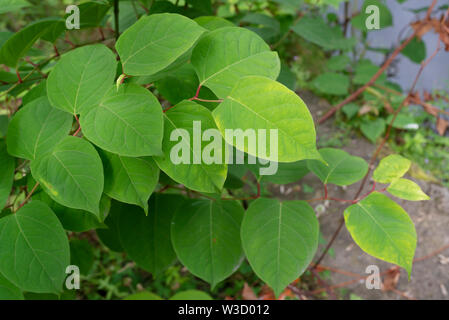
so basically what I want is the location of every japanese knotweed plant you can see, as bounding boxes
[0,12,429,299]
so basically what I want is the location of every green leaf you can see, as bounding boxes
[212,76,320,163]
[171,199,244,287]
[0,201,70,294]
[326,55,351,71]
[360,118,385,143]
[344,192,416,276]
[116,13,205,76]
[241,198,319,297]
[70,239,94,275]
[101,150,159,213]
[373,154,411,183]
[31,136,104,217]
[342,103,359,119]
[154,100,227,193]
[194,16,234,30]
[80,84,164,157]
[191,27,280,98]
[291,17,356,50]
[7,97,73,160]
[170,290,212,300]
[116,195,184,277]
[0,18,62,67]
[387,178,429,201]
[0,141,15,209]
[307,148,368,186]
[0,273,23,299]
[0,0,30,14]
[47,44,117,115]
[312,72,349,96]
[353,60,387,85]
[124,291,163,300]
[401,37,426,64]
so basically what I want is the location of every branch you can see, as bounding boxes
[318,0,439,124]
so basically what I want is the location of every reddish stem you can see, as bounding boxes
[16,70,22,83]
[15,182,39,212]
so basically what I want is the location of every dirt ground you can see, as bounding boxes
[271,91,449,300]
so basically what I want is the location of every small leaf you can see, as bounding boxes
[0,141,15,209]
[212,76,321,163]
[116,13,205,76]
[344,192,417,276]
[47,44,117,115]
[373,154,411,183]
[326,55,351,71]
[307,148,368,186]
[0,201,70,294]
[170,290,213,300]
[312,72,349,96]
[31,136,104,217]
[101,150,159,213]
[291,17,356,50]
[387,178,430,201]
[191,27,280,98]
[261,160,309,184]
[171,199,244,287]
[241,198,319,297]
[401,37,426,64]
[80,84,164,157]
[154,100,227,193]
[7,96,73,160]
[360,118,386,143]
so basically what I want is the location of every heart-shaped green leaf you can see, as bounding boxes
[80,84,164,157]
[213,76,320,163]
[241,198,319,297]
[31,136,104,217]
[154,100,227,193]
[0,201,70,294]
[7,96,73,160]
[307,148,368,186]
[47,44,117,115]
[171,199,244,287]
[191,27,280,98]
[116,13,205,76]
[344,192,417,277]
